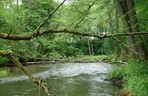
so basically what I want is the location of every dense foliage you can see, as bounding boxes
[0,0,148,63]
[0,0,108,63]
[109,61,148,96]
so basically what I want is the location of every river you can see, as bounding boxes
[0,62,118,96]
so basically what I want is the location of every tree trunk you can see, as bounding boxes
[90,39,94,55]
[16,0,19,13]
[114,0,128,57]
[28,0,31,26]
[117,0,147,59]
[88,37,91,55]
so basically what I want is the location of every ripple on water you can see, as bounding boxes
[0,62,114,96]
[0,62,112,83]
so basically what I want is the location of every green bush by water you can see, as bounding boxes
[0,57,9,64]
[109,61,148,96]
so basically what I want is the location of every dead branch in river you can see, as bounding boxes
[0,51,56,96]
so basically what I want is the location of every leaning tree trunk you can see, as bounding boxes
[117,0,147,59]
[114,0,128,58]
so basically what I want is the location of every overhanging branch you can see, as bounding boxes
[106,32,148,38]
[0,29,96,40]
[0,29,148,40]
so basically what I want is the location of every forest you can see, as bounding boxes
[0,0,148,96]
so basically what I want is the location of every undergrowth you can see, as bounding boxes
[109,61,148,96]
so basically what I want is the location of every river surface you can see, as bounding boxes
[0,62,117,96]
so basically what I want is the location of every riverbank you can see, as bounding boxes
[0,55,125,67]
[109,61,148,96]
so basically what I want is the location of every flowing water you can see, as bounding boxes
[0,62,117,96]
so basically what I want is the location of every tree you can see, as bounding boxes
[116,0,148,59]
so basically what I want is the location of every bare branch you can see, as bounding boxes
[106,32,148,38]
[74,0,97,30]
[0,29,97,40]
[73,5,83,14]
[35,0,66,33]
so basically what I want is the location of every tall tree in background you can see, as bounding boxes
[16,0,19,13]
[28,0,31,25]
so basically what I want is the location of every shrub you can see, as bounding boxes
[109,61,148,96]
[124,76,148,96]
[48,51,62,60]
[109,65,126,79]
[0,57,9,64]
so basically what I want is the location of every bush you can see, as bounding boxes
[123,61,148,77]
[109,61,148,96]
[0,57,9,64]
[48,51,62,60]
[124,76,148,96]
[109,66,126,79]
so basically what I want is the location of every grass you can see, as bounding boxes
[109,61,148,96]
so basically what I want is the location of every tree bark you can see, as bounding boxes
[117,0,147,59]
[114,0,128,57]
[28,0,31,26]
[88,37,91,55]
[16,0,19,13]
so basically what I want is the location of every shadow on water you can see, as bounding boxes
[0,62,119,96]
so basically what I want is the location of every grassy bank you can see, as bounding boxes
[109,61,148,96]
